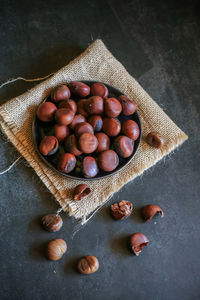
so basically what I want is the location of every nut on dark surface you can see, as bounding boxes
[142,204,164,222]
[46,238,67,261]
[73,184,91,201]
[77,255,99,274]
[146,132,164,149]
[41,214,63,232]
[130,233,149,256]
[111,200,133,220]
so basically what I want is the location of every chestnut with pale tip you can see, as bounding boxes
[46,239,67,261]
[77,255,99,274]
[41,214,63,232]
[142,204,164,222]
[130,233,149,256]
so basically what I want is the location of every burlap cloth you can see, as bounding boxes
[0,39,188,223]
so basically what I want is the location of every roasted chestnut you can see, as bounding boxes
[64,134,82,156]
[54,124,70,141]
[51,84,71,102]
[146,132,164,149]
[95,132,110,153]
[41,214,63,232]
[114,136,134,158]
[39,136,59,156]
[90,82,108,98]
[58,99,77,114]
[70,114,86,130]
[77,99,88,117]
[102,118,121,136]
[88,115,103,132]
[78,133,98,154]
[73,184,91,201]
[46,239,67,261]
[37,102,57,122]
[69,81,90,97]
[98,150,119,172]
[118,95,137,116]
[58,153,76,173]
[111,201,133,220]
[82,156,99,178]
[85,96,104,115]
[122,120,140,141]
[55,108,74,126]
[75,122,94,137]
[142,204,164,222]
[104,97,122,118]
[77,255,99,274]
[129,233,149,256]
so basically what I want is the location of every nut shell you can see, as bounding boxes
[73,184,91,201]
[37,102,57,122]
[130,233,149,256]
[39,136,59,156]
[41,214,63,232]
[111,201,133,220]
[77,255,99,274]
[46,239,67,261]
[146,132,164,149]
[142,204,164,222]
[51,85,71,102]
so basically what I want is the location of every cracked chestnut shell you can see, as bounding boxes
[58,99,77,114]
[77,99,88,117]
[39,136,59,156]
[111,201,133,220]
[73,184,91,201]
[77,255,99,274]
[104,97,122,118]
[46,239,67,261]
[41,214,63,232]
[122,120,140,141]
[130,233,149,256]
[58,153,76,173]
[102,118,121,137]
[54,124,70,141]
[114,135,134,158]
[78,133,98,154]
[142,204,164,222]
[95,132,110,153]
[85,96,104,115]
[37,102,57,122]
[82,156,99,178]
[69,81,90,98]
[98,150,119,172]
[118,95,137,116]
[64,134,82,156]
[51,84,71,102]
[90,82,108,98]
[146,132,164,149]
[88,115,103,132]
[70,114,86,130]
[55,108,74,126]
[75,122,94,137]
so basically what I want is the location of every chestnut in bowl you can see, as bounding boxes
[51,84,71,102]
[118,95,137,116]
[37,102,57,122]
[58,99,77,114]
[75,122,94,137]
[78,133,98,154]
[69,81,90,97]
[55,108,74,126]
[102,118,121,136]
[114,136,134,158]
[70,114,86,130]
[122,120,140,141]
[58,153,76,173]
[95,132,110,153]
[39,136,59,156]
[98,150,119,172]
[104,97,122,118]
[77,99,88,117]
[54,124,70,142]
[90,82,108,98]
[85,96,104,115]
[64,134,82,156]
[88,115,103,132]
[82,156,99,178]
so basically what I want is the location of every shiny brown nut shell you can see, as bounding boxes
[58,99,77,114]
[90,82,108,98]
[95,132,110,153]
[111,201,133,220]
[104,97,122,118]
[98,150,119,172]
[41,214,63,232]
[114,135,134,158]
[130,233,149,256]
[102,118,121,137]
[70,114,86,130]
[64,134,82,156]
[55,108,74,126]
[77,99,88,117]
[77,255,99,274]
[58,153,76,173]
[85,96,104,115]
[75,122,94,137]
[118,95,137,116]
[142,204,164,222]
[37,102,57,122]
[122,120,140,141]
[73,184,91,201]
[39,136,59,156]
[69,81,90,97]
[54,124,70,141]
[46,239,67,261]
[82,156,99,178]
[146,132,164,149]
[78,133,98,154]
[51,85,71,102]
[88,115,103,132]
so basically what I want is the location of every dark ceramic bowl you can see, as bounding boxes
[33,81,142,180]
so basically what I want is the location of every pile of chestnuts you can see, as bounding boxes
[36,81,140,178]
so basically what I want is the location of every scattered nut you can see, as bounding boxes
[111,200,133,220]
[41,214,63,232]
[73,184,91,201]
[146,132,164,149]
[77,255,99,274]
[142,204,164,222]
[130,233,149,256]
[46,238,67,261]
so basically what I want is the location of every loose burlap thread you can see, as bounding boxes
[0,40,188,223]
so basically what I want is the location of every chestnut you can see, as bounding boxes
[78,133,98,154]
[73,184,91,201]
[98,150,119,172]
[37,102,57,122]
[88,115,103,132]
[77,255,99,275]
[82,156,99,178]
[104,97,122,118]
[41,214,63,232]
[75,122,94,137]
[70,114,86,130]
[58,153,76,173]
[55,108,74,126]
[102,118,121,136]
[95,132,110,153]
[46,238,67,261]
[142,204,164,222]
[51,84,71,102]
[85,96,104,115]
[64,134,82,156]
[118,95,137,115]
[69,81,90,97]
[146,132,164,149]
[39,136,58,156]
[77,99,88,117]
[90,82,108,98]
[54,124,70,141]
[111,201,133,220]
[129,233,149,256]
[122,120,140,141]
[114,136,134,158]
[58,99,77,114]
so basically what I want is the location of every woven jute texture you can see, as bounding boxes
[0,39,188,223]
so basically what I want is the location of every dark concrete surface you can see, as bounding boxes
[0,1,200,299]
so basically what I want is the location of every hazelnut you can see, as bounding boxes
[122,120,140,141]
[102,118,121,136]
[129,233,149,256]
[69,81,90,97]
[37,102,57,122]
[70,114,86,130]
[77,99,88,117]
[82,156,99,178]
[111,201,133,220]
[78,133,98,154]
[54,124,70,141]
[46,239,67,261]
[55,108,74,126]
[95,132,110,153]
[118,95,137,116]
[77,255,99,274]
[75,122,94,137]
[39,136,59,156]
[85,96,104,115]
[142,204,164,222]
[146,132,164,149]
[114,135,134,158]
[104,97,122,118]
[58,153,76,173]
[64,134,82,156]
[51,85,71,102]
[41,214,63,232]
[58,99,77,114]
[73,184,91,201]
[88,115,103,132]
[98,150,119,172]
[90,82,108,98]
